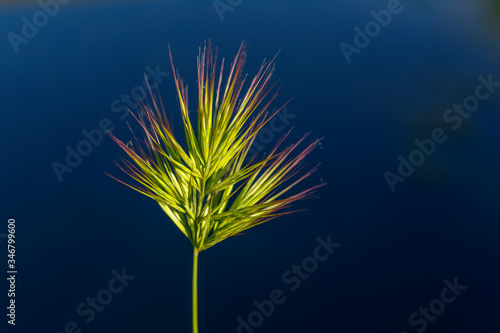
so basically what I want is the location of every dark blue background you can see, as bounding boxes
[1,0,500,332]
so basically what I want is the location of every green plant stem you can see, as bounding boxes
[192,249,199,333]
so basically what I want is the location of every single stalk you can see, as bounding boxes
[192,249,199,333]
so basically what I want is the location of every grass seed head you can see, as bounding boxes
[109,40,325,251]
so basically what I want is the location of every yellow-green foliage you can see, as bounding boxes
[109,41,323,252]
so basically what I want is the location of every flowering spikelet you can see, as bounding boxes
[109,41,324,252]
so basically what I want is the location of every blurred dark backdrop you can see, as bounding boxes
[1,0,500,332]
